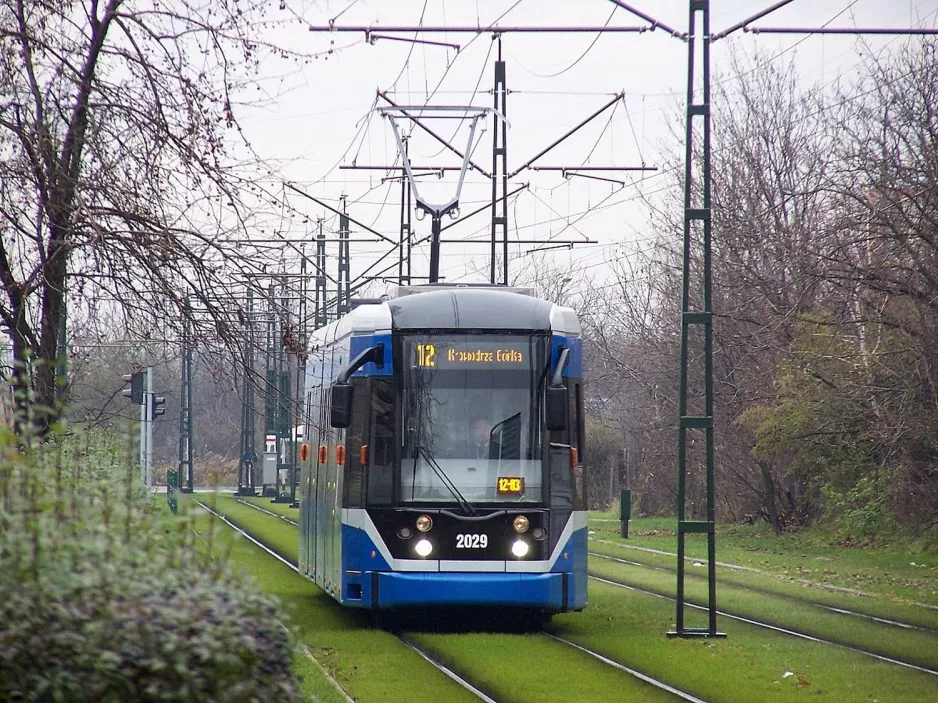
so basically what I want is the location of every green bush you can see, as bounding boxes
[821,470,898,539]
[0,425,304,702]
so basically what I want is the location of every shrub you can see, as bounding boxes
[0,424,304,702]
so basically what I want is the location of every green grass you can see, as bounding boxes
[199,495,938,701]
[592,515,938,607]
[589,537,938,632]
[203,494,680,702]
[588,553,938,671]
[186,500,480,702]
[237,495,301,521]
[549,580,938,702]
[290,647,351,703]
[408,632,677,702]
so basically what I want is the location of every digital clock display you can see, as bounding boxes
[414,341,528,369]
[496,477,525,495]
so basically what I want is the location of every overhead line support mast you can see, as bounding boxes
[491,34,508,285]
[669,0,723,640]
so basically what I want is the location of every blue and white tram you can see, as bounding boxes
[298,284,587,617]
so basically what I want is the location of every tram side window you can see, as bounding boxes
[575,381,585,463]
[343,378,368,508]
[565,380,585,459]
[367,378,395,505]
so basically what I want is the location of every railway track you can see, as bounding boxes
[589,549,938,635]
[587,571,938,678]
[199,501,495,702]
[223,498,706,702]
[235,498,938,678]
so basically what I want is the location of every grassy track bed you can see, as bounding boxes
[549,579,938,702]
[207,495,693,701]
[587,552,938,673]
[405,631,678,702]
[207,495,938,700]
[237,495,300,520]
[589,515,938,607]
[191,498,480,702]
[588,536,938,633]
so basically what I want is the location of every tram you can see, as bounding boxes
[298,284,587,617]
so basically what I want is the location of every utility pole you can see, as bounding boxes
[491,34,508,285]
[177,300,194,493]
[274,275,293,503]
[145,366,153,490]
[669,0,723,640]
[139,368,147,475]
[338,197,351,315]
[399,139,413,286]
[238,287,258,496]
[315,220,328,327]
[292,253,308,508]
[263,282,277,496]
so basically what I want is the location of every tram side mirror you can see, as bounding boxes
[331,383,353,429]
[546,385,567,432]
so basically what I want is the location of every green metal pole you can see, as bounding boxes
[238,287,257,496]
[338,206,351,315]
[668,0,724,639]
[292,253,307,508]
[317,223,328,327]
[177,297,194,493]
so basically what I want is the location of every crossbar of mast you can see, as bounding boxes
[309,24,651,33]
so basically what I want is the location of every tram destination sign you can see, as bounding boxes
[414,340,530,369]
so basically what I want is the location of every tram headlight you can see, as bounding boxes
[513,516,530,533]
[416,514,433,532]
[415,538,433,557]
[532,527,547,541]
[511,540,530,558]
[397,526,413,540]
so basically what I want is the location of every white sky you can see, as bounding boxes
[236,0,937,296]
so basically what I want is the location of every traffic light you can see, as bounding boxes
[122,372,144,404]
[150,394,166,418]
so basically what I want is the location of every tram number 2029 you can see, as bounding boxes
[456,533,488,549]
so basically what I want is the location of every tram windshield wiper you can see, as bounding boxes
[415,444,476,516]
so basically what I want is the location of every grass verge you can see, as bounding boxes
[590,515,938,607]
[550,580,938,702]
[206,494,686,701]
[186,499,481,702]
[589,536,938,632]
[237,495,301,521]
[588,554,938,671]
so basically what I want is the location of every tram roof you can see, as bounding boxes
[317,286,580,345]
[388,287,556,331]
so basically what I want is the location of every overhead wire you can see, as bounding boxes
[508,4,618,79]
[292,0,933,293]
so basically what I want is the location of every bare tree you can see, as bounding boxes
[0,0,298,434]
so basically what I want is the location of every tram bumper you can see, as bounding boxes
[366,571,576,611]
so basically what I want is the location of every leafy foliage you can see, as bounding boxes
[0,425,304,702]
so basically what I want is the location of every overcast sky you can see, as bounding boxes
[238,0,937,295]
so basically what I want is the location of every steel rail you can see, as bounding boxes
[546,634,707,702]
[235,497,299,525]
[589,551,938,634]
[197,501,495,702]
[231,499,709,700]
[589,573,938,677]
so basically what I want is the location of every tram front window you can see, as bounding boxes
[401,335,546,504]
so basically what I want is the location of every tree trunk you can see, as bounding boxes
[758,459,783,535]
